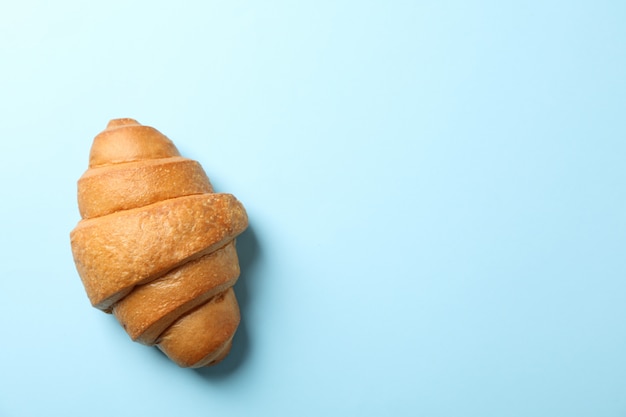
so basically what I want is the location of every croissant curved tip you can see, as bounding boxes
[88,118,180,168]
[106,118,141,129]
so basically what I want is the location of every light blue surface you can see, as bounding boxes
[1,1,625,415]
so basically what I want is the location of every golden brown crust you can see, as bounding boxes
[70,118,248,367]
[156,288,240,368]
[71,193,247,311]
[89,119,180,168]
[112,241,240,345]
[78,157,213,219]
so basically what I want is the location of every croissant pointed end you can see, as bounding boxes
[106,118,141,129]
[88,118,180,168]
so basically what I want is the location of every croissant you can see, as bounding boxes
[70,118,248,368]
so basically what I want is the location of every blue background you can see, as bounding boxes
[1,1,625,415]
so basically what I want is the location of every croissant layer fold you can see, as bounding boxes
[71,193,248,311]
[113,241,240,345]
[78,157,213,219]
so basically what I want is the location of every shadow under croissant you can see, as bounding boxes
[145,225,261,377]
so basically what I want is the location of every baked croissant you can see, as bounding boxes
[70,118,248,368]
